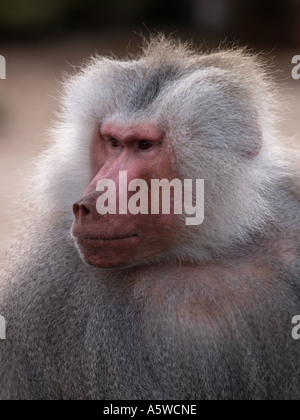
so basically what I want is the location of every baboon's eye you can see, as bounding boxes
[139,141,154,151]
[110,138,122,148]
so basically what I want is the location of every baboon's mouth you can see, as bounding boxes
[74,234,139,243]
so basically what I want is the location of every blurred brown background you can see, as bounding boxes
[0,0,300,262]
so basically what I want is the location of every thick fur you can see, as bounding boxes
[35,37,294,263]
[0,36,299,400]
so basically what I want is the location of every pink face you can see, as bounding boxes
[72,120,180,269]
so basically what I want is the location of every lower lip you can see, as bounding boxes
[75,235,139,247]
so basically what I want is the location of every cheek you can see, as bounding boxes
[137,213,180,250]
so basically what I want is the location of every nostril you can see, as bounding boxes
[73,203,91,217]
[73,203,80,216]
[81,205,90,216]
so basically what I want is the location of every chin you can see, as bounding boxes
[73,239,139,270]
[82,254,136,270]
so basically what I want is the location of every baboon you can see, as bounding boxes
[0,37,299,400]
